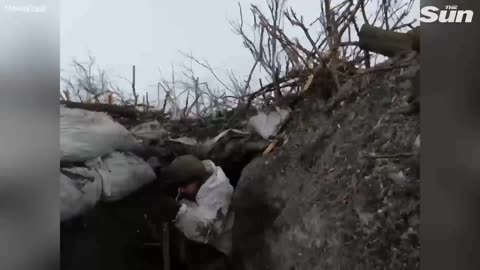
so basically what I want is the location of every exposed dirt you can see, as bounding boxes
[232,55,420,270]
[61,54,420,270]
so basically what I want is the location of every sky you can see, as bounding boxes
[61,0,419,106]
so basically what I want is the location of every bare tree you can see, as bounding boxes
[153,53,247,120]
[119,65,140,106]
[156,65,182,119]
[226,0,418,108]
[108,82,131,105]
[62,54,110,102]
[61,0,417,119]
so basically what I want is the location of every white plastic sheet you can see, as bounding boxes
[247,108,290,139]
[60,167,103,221]
[60,106,140,162]
[86,152,156,202]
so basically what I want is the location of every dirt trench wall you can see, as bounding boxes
[232,58,420,270]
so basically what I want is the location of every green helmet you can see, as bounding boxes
[161,155,209,187]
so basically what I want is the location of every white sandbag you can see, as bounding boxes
[60,106,141,162]
[130,120,168,140]
[86,152,156,202]
[247,108,290,139]
[60,167,103,222]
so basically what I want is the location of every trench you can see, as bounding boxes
[60,151,256,270]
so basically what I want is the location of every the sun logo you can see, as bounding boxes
[420,5,474,23]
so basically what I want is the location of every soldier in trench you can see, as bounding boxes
[149,154,234,270]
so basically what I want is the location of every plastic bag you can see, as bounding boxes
[247,108,290,139]
[60,167,103,222]
[60,106,140,162]
[86,152,156,202]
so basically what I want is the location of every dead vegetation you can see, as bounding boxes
[61,0,418,124]
[232,52,420,270]
[60,1,421,270]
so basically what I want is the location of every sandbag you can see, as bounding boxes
[86,152,156,202]
[130,120,168,141]
[247,108,290,139]
[60,106,140,162]
[60,167,103,222]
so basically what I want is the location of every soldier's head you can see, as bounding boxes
[162,155,210,199]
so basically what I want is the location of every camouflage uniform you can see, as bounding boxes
[173,160,234,255]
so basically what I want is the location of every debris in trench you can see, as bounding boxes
[232,53,420,270]
[247,108,291,140]
[60,7,421,268]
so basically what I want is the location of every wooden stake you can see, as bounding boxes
[263,140,277,155]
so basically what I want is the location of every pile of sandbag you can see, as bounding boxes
[60,106,156,222]
[60,106,141,161]
[127,107,291,158]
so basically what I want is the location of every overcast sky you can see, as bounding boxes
[61,0,419,105]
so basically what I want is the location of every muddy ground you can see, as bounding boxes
[232,55,420,270]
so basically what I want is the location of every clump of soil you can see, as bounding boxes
[232,55,420,270]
